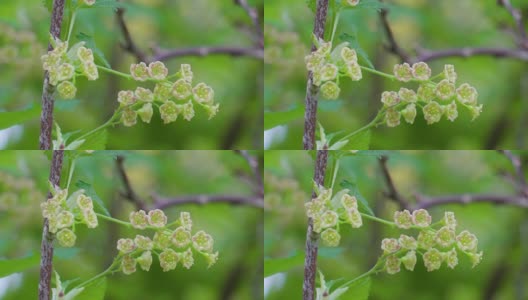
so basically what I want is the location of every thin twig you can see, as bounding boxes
[39,150,64,300]
[379,8,410,63]
[414,193,528,209]
[234,0,263,47]
[497,0,527,44]
[39,0,66,150]
[303,149,329,300]
[116,7,147,62]
[234,150,263,196]
[415,47,528,62]
[499,150,528,195]
[153,194,264,209]
[303,0,330,150]
[115,156,146,210]
[152,46,263,61]
[378,156,410,210]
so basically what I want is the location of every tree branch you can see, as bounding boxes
[303,0,329,150]
[39,150,64,300]
[415,47,528,62]
[153,194,263,209]
[499,150,527,193]
[234,150,263,196]
[498,0,527,45]
[378,156,410,210]
[234,0,263,47]
[115,156,146,210]
[152,46,263,61]
[116,7,147,63]
[303,149,328,300]
[414,193,528,209]
[39,0,66,150]
[379,8,410,63]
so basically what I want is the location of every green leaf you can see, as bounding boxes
[54,248,80,260]
[75,180,110,216]
[344,276,371,300]
[42,0,53,12]
[339,32,374,69]
[306,0,316,13]
[55,99,82,112]
[0,105,40,130]
[340,179,374,216]
[318,100,343,112]
[264,251,304,277]
[0,252,40,278]
[356,0,389,11]
[76,277,107,300]
[264,105,304,130]
[88,0,124,9]
[78,129,108,150]
[76,32,111,68]
[347,129,371,150]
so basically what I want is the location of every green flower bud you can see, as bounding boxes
[398,234,417,250]
[423,248,443,271]
[401,250,417,271]
[401,104,417,124]
[181,101,195,121]
[417,230,436,250]
[148,209,167,228]
[153,230,172,250]
[56,228,76,248]
[76,194,93,211]
[136,250,152,271]
[398,88,417,103]
[435,79,455,101]
[117,238,136,254]
[445,248,458,269]
[159,248,179,271]
[319,81,340,100]
[56,211,74,229]
[385,108,401,127]
[41,53,60,71]
[394,210,413,229]
[81,61,98,81]
[57,63,75,81]
[305,53,324,72]
[148,61,168,80]
[77,47,94,63]
[456,230,478,252]
[82,210,98,228]
[41,199,61,219]
[171,226,191,248]
[435,226,455,248]
[444,212,457,230]
[121,254,137,275]
[180,64,193,82]
[192,83,214,104]
[134,87,154,103]
[154,82,173,101]
[346,208,362,228]
[320,210,338,229]
[313,216,323,233]
[345,62,362,81]
[181,248,194,269]
[444,64,457,83]
[205,251,219,268]
[423,101,443,125]
[385,254,401,275]
[468,104,483,121]
[121,108,138,127]
[172,79,193,100]
[445,101,458,122]
[130,62,149,81]
[412,209,432,227]
[320,228,341,247]
[118,90,136,107]
[340,47,357,64]
[57,81,76,99]
[319,63,338,82]
[344,0,360,7]
[456,83,478,105]
[381,91,400,107]
[202,103,220,120]
[137,103,153,123]
[417,84,435,102]
[305,199,324,218]
[468,251,483,268]
[411,62,431,81]
[159,101,180,124]
[129,210,149,229]
[192,230,214,252]
[134,235,153,251]
[340,194,358,211]
[180,212,192,231]
[393,63,413,82]
[381,238,400,254]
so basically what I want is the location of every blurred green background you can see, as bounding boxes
[0,0,263,150]
[264,0,528,149]
[0,150,262,299]
[264,150,528,299]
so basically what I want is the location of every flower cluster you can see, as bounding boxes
[264,25,306,75]
[0,23,43,72]
[305,39,362,100]
[41,36,99,99]
[382,63,482,127]
[118,210,218,275]
[382,210,482,274]
[0,171,43,212]
[118,62,219,126]
[305,185,363,247]
[40,185,98,248]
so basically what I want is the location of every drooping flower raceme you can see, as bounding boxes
[381,210,482,274]
[40,184,99,248]
[117,210,218,275]
[118,62,220,127]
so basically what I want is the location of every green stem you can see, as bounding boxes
[360,212,396,227]
[96,213,132,228]
[341,263,380,288]
[67,11,77,43]
[340,111,384,141]
[76,256,121,289]
[97,65,134,80]
[330,11,341,44]
[75,111,121,142]
[330,157,340,190]
[360,66,396,80]
[66,158,76,190]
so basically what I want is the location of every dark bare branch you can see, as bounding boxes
[116,7,147,63]
[498,0,527,44]
[152,46,263,61]
[115,156,146,210]
[414,193,528,209]
[378,156,410,210]
[153,194,263,209]
[234,150,263,195]
[416,47,528,62]
[379,8,411,63]
[234,0,263,46]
